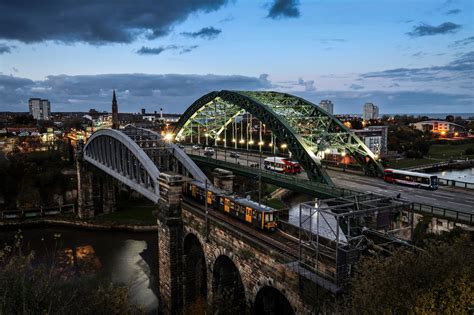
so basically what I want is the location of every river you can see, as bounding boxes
[0,227,159,313]
[431,167,474,184]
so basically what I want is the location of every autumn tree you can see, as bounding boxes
[346,232,473,314]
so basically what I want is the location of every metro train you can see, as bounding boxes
[183,180,279,231]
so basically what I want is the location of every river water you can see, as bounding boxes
[431,167,474,184]
[0,227,159,313]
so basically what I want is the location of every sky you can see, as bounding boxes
[0,0,473,114]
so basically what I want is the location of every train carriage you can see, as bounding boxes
[183,180,279,231]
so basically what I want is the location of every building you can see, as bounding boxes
[28,98,51,120]
[353,126,388,156]
[411,120,465,136]
[111,90,119,129]
[363,103,379,120]
[318,100,334,115]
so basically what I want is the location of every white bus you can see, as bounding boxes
[384,169,438,190]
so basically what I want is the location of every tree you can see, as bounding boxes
[0,233,144,314]
[346,232,474,314]
[445,115,454,122]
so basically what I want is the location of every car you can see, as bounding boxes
[204,147,215,152]
[249,162,259,168]
[204,150,214,157]
[192,144,201,150]
[230,152,240,158]
[177,144,185,149]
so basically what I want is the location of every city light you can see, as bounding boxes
[280,144,287,149]
[341,151,347,157]
[204,133,209,137]
[232,138,236,142]
[258,141,264,146]
[269,143,273,147]
[239,139,245,144]
[324,148,331,154]
[164,133,173,141]
[248,140,254,145]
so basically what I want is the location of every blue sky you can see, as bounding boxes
[0,0,473,114]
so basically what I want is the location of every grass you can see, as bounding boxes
[427,143,474,159]
[387,143,474,169]
[91,199,156,225]
[263,198,286,209]
[386,158,435,169]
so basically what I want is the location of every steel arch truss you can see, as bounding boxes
[121,125,209,183]
[83,129,161,203]
[174,91,384,184]
[83,127,211,203]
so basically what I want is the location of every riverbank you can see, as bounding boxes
[0,214,157,232]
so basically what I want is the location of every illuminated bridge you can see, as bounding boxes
[74,91,473,314]
[173,90,384,185]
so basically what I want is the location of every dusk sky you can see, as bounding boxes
[0,0,473,114]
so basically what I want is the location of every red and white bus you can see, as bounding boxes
[264,157,301,175]
[384,169,438,190]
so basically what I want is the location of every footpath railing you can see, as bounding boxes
[437,178,474,190]
[0,204,75,220]
[411,202,473,225]
[190,154,360,198]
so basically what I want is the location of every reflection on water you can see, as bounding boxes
[0,228,158,313]
[431,167,474,184]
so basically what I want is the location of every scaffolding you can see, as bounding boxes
[295,193,412,291]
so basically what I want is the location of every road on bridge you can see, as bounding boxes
[182,145,474,214]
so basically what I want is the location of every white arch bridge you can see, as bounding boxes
[78,125,209,203]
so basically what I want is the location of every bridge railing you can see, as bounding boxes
[190,154,361,198]
[411,202,473,225]
[437,178,474,190]
[0,204,75,220]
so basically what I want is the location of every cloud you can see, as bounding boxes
[219,15,234,23]
[407,22,461,37]
[316,39,347,44]
[294,90,474,114]
[136,46,166,55]
[412,51,427,58]
[451,36,474,48]
[267,0,300,19]
[297,78,315,91]
[349,84,364,90]
[361,51,474,82]
[0,73,273,112]
[1,72,472,113]
[0,0,229,44]
[136,45,198,55]
[0,43,14,54]
[445,9,461,15]
[181,27,222,40]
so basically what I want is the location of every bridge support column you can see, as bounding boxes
[102,176,116,214]
[212,168,234,193]
[156,173,185,315]
[76,142,95,219]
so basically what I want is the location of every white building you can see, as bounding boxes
[363,103,379,120]
[411,120,464,135]
[354,126,388,156]
[28,98,51,120]
[318,100,334,115]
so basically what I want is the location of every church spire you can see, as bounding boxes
[111,89,119,129]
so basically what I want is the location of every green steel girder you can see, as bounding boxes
[174,91,384,185]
